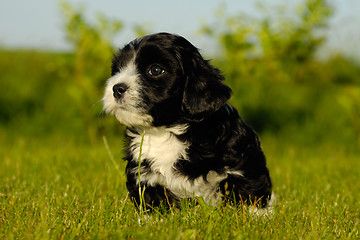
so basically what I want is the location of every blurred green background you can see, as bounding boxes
[1,2,359,238]
[0,0,359,150]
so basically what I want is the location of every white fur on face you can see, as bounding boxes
[102,59,153,127]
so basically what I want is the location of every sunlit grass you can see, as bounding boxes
[1,1,359,237]
[1,133,358,239]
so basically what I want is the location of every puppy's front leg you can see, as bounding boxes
[125,171,179,211]
[129,183,179,211]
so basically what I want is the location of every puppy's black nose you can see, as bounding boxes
[113,83,128,99]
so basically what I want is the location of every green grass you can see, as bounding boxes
[1,4,360,237]
[1,131,359,239]
[0,48,359,239]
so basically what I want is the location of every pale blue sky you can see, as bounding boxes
[0,0,359,58]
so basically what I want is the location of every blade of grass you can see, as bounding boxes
[138,130,146,216]
[102,135,120,171]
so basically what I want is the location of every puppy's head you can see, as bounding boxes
[103,32,231,128]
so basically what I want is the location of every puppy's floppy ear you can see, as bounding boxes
[180,50,232,121]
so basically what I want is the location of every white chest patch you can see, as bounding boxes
[128,126,228,205]
[129,126,188,177]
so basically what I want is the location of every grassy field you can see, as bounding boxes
[1,2,360,236]
[1,130,359,239]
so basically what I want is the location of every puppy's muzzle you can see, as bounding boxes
[113,83,128,99]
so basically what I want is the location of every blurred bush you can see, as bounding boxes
[60,2,123,143]
[0,2,124,142]
[201,0,360,147]
[0,50,76,135]
[0,0,359,148]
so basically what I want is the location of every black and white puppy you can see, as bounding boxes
[103,32,272,210]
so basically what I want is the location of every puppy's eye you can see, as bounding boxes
[148,65,165,77]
